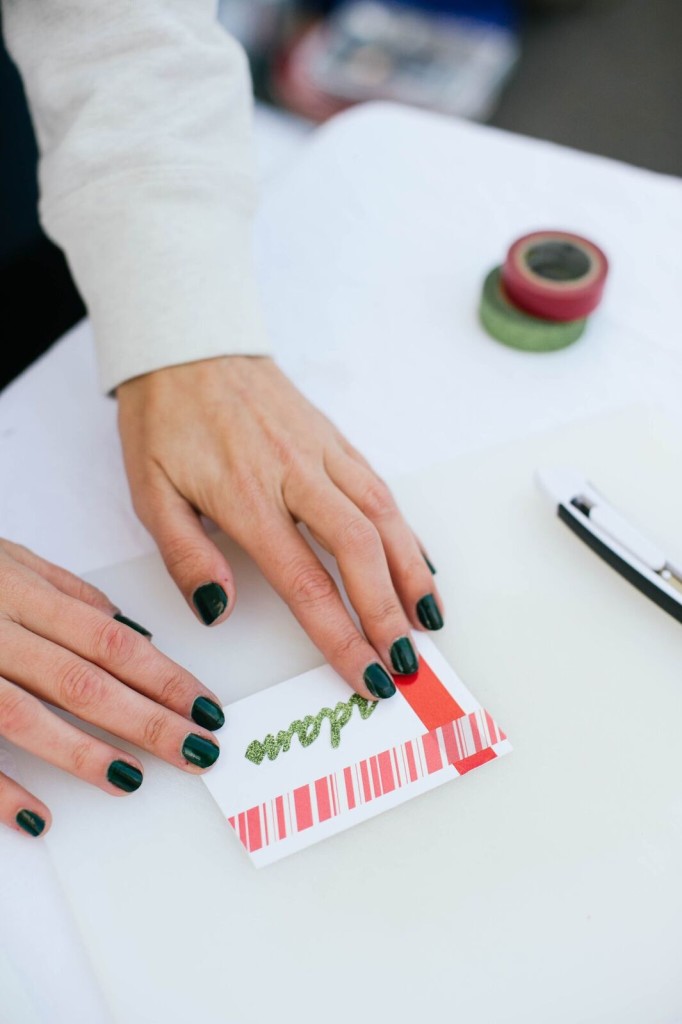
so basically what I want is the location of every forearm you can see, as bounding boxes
[2,0,269,392]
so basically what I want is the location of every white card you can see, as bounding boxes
[202,634,510,866]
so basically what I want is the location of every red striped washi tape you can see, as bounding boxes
[501,230,609,322]
[228,706,506,855]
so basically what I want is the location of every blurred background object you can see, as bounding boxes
[269,2,521,122]
[1,0,679,389]
[220,1,521,122]
[218,0,681,174]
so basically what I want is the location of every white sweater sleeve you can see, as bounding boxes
[2,0,270,393]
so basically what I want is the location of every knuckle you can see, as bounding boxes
[94,618,137,666]
[402,555,431,588]
[74,577,110,609]
[142,710,168,749]
[162,536,207,579]
[361,480,396,522]
[0,563,26,604]
[0,539,27,560]
[269,432,298,469]
[233,469,268,514]
[363,595,402,629]
[70,738,95,775]
[288,563,337,608]
[336,515,379,555]
[156,670,190,710]
[330,628,369,664]
[56,660,104,712]
[0,689,33,736]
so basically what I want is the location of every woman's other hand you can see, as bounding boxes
[0,540,224,838]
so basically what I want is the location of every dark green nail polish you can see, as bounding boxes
[182,733,220,768]
[390,636,419,675]
[423,553,437,575]
[113,613,152,640]
[191,696,225,731]
[16,810,45,837]
[192,583,227,625]
[107,760,143,793]
[363,663,396,699]
[416,594,444,631]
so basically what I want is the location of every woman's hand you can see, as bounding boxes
[117,356,444,703]
[0,540,225,838]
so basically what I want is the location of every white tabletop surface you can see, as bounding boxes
[1,103,681,1022]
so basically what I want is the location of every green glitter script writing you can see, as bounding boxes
[245,694,378,765]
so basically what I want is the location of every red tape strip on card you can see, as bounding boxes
[394,657,465,731]
[501,230,608,322]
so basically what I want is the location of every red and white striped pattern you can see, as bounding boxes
[227,707,505,854]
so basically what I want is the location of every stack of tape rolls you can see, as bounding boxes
[479,230,609,352]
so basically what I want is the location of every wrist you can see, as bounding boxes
[116,354,274,401]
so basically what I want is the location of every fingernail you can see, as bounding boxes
[191,696,225,731]
[16,810,45,837]
[416,594,444,631]
[390,636,419,675]
[423,553,437,575]
[107,760,143,793]
[113,613,152,640]
[363,663,396,699]
[192,583,227,625]
[182,733,220,768]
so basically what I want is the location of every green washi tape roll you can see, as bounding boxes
[479,266,587,352]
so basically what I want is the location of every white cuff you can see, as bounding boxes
[44,169,270,393]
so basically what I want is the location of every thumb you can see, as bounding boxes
[140,484,235,627]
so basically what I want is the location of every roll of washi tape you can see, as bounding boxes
[479,266,587,352]
[501,230,608,322]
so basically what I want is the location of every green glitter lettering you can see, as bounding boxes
[245,694,378,765]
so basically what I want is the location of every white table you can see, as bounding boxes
[1,103,681,1023]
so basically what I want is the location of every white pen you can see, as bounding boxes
[536,467,682,623]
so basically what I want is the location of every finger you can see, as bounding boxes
[340,441,441,577]
[12,583,225,731]
[241,513,397,700]
[285,476,421,675]
[0,769,51,838]
[0,624,220,774]
[325,450,444,632]
[0,675,143,797]
[0,539,118,616]
[135,482,235,627]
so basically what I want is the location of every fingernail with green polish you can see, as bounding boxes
[182,733,220,768]
[423,553,437,575]
[192,583,227,626]
[390,636,419,675]
[363,663,396,699]
[416,594,444,631]
[107,760,143,793]
[191,696,225,731]
[113,613,153,640]
[16,810,45,837]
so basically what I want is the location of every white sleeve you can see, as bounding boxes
[2,0,270,393]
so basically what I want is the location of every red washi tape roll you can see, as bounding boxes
[501,230,609,322]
